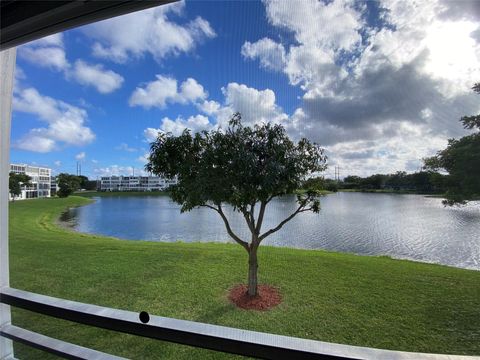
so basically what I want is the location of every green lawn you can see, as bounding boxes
[8,197,480,358]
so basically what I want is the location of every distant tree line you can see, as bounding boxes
[303,171,448,194]
[342,171,447,193]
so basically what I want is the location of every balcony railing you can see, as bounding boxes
[1,286,476,360]
[0,3,478,360]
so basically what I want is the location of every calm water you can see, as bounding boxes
[61,193,480,270]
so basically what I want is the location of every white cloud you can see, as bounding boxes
[219,82,288,127]
[32,33,64,47]
[144,128,161,143]
[145,115,212,141]
[179,78,208,103]
[83,2,216,63]
[19,33,68,71]
[353,0,480,98]
[75,152,86,161]
[115,143,138,152]
[129,76,206,109]
[162,115,212,136]
[326,123,449,177]
[197,100,221,115]
[15,135,56,153]
[241,38,286,71]
[239,0,480,176]
[137,153,150,164]
[69,60,124,94]
[142,82,292,145]
[265,0,363,51]
[243,0,364,96]
[18,33,124,94]
[54,160,62,167]
[129,75,178,108]
[13,88,95,152]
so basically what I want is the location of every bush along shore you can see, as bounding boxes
[8,197,480,359]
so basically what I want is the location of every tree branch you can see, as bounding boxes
[255,200,267,234]
[259,201,308,241]
[242,209,256,235]
[202,204,249,251]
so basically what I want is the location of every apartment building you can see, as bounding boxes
[99,175,177,192]
[9,163,51,200]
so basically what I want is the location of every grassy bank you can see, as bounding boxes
[9,197,480,358]
[339,188,443,195]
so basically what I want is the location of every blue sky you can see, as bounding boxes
[11,0,480,178]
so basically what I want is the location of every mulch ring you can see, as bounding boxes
[228,284,282,311]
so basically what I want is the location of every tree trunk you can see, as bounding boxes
[247,247,258,297]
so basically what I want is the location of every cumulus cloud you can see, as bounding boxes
[240,0,480,176]
[218,82,288,127]
[197,100,221,115]
[18,33,124,94]
[241,38,286,71]
[13,87,95,152]
[129,75,207,108]
[142,81,292,144]
[83,2,216,63]
[19,34,68,71]
[69,60,124,94]
[144,114,212,141]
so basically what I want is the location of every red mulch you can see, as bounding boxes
[228,284,282,311]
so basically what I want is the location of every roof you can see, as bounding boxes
[1,0,173,50]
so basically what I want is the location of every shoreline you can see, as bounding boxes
[56,196,479,272]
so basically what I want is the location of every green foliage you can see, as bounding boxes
[9,172,32,199]
[424,82,480,205]
[147,113,326,241]
[57,173,81,198]
[148,113,326,214]
[302,177,338,192]
[147,113,327,295]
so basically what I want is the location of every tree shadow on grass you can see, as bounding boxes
[193,303,236,325]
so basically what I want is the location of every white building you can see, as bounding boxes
[99,175,177,192]
[9,164,51,200]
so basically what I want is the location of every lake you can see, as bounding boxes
[61,192,480,270]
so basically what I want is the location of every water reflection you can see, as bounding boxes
[61,193,480,270]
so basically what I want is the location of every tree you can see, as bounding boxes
[77,175,97,190]
[57,173,81,198]
[424,83,480,205]
[147,113,327,297]
[9,172,31,200]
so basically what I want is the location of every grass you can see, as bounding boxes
[8,197,480,358]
